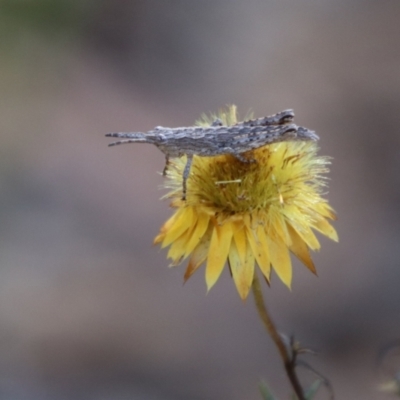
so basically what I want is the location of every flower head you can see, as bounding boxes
[154,106,337,299]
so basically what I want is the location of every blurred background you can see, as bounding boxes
[0,1,399,399]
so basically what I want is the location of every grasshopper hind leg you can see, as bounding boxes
[182,154,193,201]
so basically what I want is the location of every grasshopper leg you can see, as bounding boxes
[162,155,170,176]
[182,154,193,200]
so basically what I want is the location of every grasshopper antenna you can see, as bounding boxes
[106,132,149,147]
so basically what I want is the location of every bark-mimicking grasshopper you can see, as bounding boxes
[106,109,319,200]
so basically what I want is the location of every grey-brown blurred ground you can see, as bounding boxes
[0,1,399,399]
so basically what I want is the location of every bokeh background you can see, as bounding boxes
[1,1,400,399]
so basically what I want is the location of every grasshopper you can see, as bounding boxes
[106,109,319,200]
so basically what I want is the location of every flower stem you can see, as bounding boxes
[251,274,305,400]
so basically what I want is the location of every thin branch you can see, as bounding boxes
[251,274,305,400]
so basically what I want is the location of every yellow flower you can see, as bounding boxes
[154,106,338,299]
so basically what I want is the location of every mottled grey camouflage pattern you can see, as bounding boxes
[106,109,319,199]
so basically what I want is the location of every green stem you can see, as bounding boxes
[251,274,305,400]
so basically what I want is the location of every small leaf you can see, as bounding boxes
[305,379,322,399]
[259,381,278,400]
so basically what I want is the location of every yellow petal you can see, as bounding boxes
[153,209,181,244]
[229,235,255,300]
[184,224,213,282]
[267,208,291,245]
[228,240,241,278]
[287,224,316,274]
[161,207,194,248]
[315,202,336,220]
[167,231,191,266]
[205,221,233,291]
[167,212,200,264]
[183,212,210,258]
[312,218,339,242]
[153,231,166,245]
[247,225,271,282]
[267,237,292,288]
[232,221,247,264]
[291,224,321,251]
